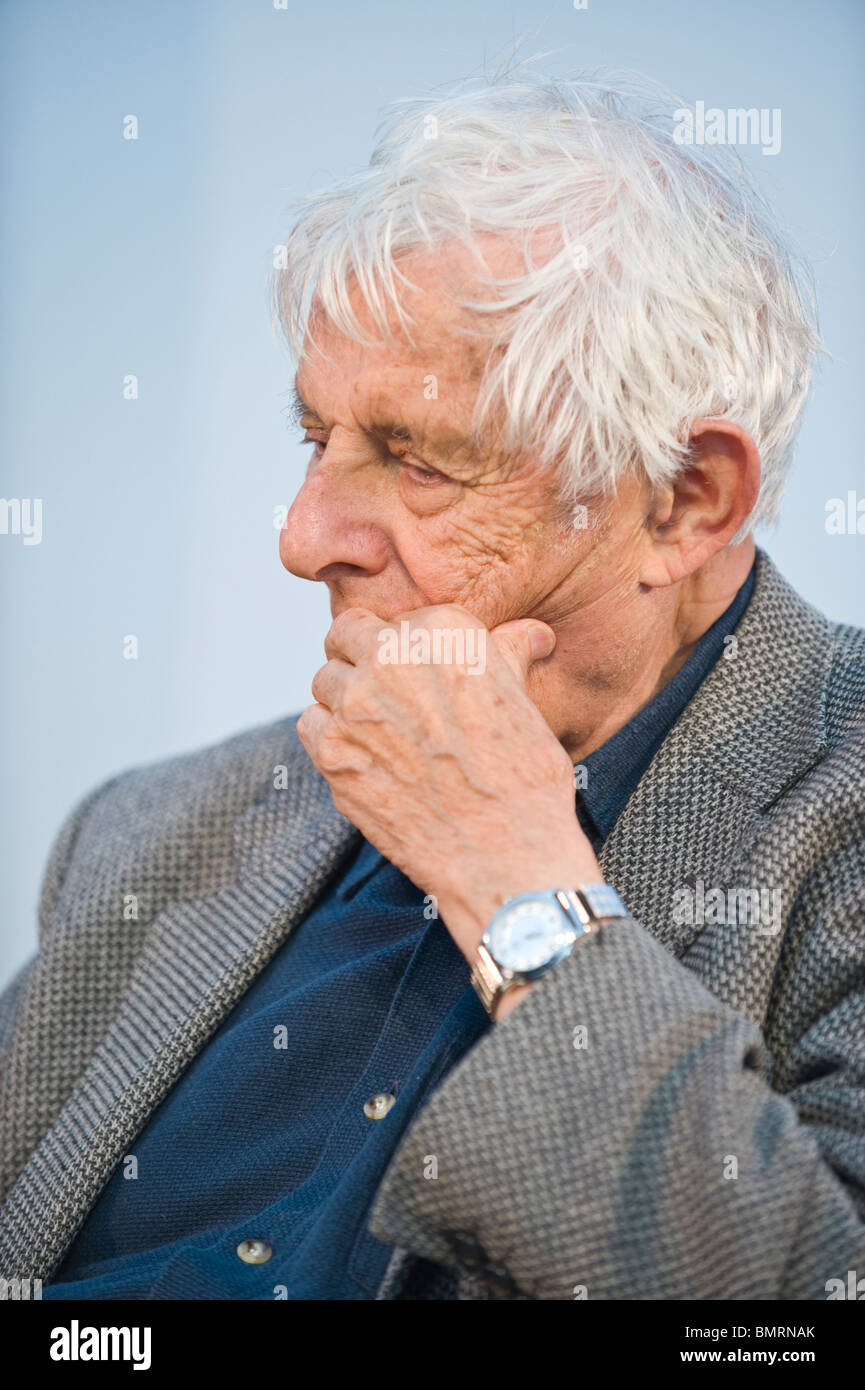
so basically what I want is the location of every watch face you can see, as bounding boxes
[487,897,575,974]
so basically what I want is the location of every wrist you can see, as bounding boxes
[464,879,630,1022]
[491,981,534,1021]
[437,845,604,967]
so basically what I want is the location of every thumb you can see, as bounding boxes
[490,619,556,685]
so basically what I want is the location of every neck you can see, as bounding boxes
[533,538,756,763]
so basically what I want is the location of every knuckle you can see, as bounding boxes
[340,681,373,721]
[310,665,329,703]
[317,730,346,773]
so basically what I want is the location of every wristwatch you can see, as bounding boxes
[470,884,629,1017]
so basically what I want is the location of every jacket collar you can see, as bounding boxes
[598,546,832,963]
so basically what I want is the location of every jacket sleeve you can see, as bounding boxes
[367,908,865,1300]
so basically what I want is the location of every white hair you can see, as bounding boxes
[272,68,822,537]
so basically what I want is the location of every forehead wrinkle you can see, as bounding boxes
[298,326,493,474]
[345,371,476,455]
[296,358,428,430]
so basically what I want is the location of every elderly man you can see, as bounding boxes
[1,73,864,1303]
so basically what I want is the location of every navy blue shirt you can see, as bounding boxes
[44,561,755,1300]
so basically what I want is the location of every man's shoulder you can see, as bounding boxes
[40,714,315,938]
[119,711,305,799]
[823,615,865,746]
[731,549,865,750]
[91,712,308,828]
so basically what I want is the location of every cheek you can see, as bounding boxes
[396,545,464,608]
[399,513,530,621]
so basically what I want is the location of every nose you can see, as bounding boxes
[279,462,390,582]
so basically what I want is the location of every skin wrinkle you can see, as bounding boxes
[282,242,756,762]
[281,238,759,1009]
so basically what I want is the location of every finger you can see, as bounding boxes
[297,700,373,775]
[296,701,332,759]
[310,658,353,712]
[490,619,556,686]
[324,607,385,664]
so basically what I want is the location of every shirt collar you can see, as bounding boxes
[578,559,756,845]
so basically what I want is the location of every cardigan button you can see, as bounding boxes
[445,1229,487,1270]
[483,1261,520,1298]
[236,1239,273,1264]
[364,1091,396,1120]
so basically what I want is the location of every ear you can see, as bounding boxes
[640,419,761,587]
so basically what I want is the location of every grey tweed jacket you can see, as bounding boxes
[1,548,864,1300]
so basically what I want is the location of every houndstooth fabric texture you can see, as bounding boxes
[1,547,864,1299]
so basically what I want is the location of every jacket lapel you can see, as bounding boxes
[0,759,358,1282]
[596,548,830,988]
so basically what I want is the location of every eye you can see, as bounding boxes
[402,461,444,485]
[299,433,326,456]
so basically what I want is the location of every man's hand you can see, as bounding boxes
[297,604,602,975]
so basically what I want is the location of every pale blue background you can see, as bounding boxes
[2,0,864,985]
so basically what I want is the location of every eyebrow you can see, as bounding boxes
[291,378,420,443]
[290,382,314,424]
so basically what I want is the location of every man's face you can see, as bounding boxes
[279,246,644,634]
